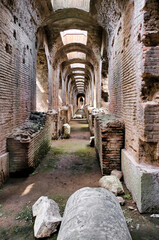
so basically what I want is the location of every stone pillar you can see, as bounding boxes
[62,76,66,105]
[95,62,102,108]
[91,71,94,106]
[56,65,60,108]
[48,65,53,110]
[57,187,132,240]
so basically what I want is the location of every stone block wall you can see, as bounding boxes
[94,114,124,175]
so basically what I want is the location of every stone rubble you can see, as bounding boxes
[99,175,124,196]
[32,196,62,239]
[111,169,123,180]
[117,196,125,206]
[150,214,159,218]
[9,112,47,143]
[62,123,71,139]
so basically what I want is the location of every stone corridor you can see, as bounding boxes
[0,113,101,239]
[0,0,159,239]
[0,114,159,239]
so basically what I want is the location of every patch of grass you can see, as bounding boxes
[123,194,131,199]
[12,225,34,237]
[0,225,34,240]
[126,218,133,225]
[48,233,58,240]
[32,170,38,175]
[50,147,65,155]
[15,204,33,222]
[85,166,93,172]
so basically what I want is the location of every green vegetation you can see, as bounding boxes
[0,225,34,240]
[123,194,131,199]
[33,140,50,167]
[50,147,65,155]
[126,218,133,225]
[15,204,33,222]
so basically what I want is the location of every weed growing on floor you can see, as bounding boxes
[15,204,33,222]
[0,225,34,240]
[50,147,65,155]
[124,194,132,199]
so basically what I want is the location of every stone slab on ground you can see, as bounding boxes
[32,196,62,238]
[122,149,159,213]
[99,175,124,196]
[0,153,9,186]
[57,187,132,240]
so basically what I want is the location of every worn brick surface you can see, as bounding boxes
[0,1,39,157]
[95,114,124,175]
[7,115,52,173]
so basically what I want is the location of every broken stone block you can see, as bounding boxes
[117,196,125,206]
[62,123,71,139]
[111,169,123,180]
[99,175,124,196]
[32,196,62,238]
[90,136,95,147]
[122,149,159,213]
[57,187,132,240]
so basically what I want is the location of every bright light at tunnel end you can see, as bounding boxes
[71,63,85,69]
[52,0,90,12]
[60,29,88,45]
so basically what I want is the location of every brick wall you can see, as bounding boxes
[7,115,52,173]
[0,1,39,157]
[107,0,145,160]
[94,114,124,175]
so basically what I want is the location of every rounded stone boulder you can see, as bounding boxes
[57,187,132,240]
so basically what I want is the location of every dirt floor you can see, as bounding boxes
[0,111,159,240]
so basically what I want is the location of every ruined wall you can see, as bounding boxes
[97,0,145,161]
[95,114,124,175]
[97,0,159,166]
[0,0,53,155]
[0,1,40,156]
[138,0,159,165]
[108,0,144,160]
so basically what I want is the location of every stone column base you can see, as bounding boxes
[122,149,159,213]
